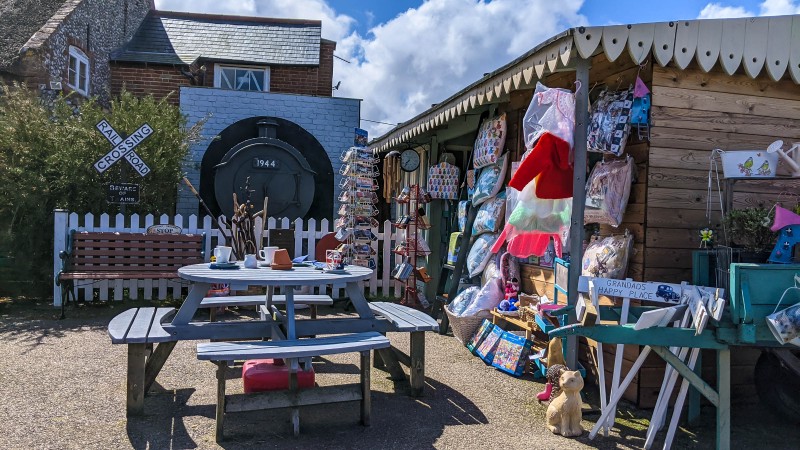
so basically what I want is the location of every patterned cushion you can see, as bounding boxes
[473,113,507,168]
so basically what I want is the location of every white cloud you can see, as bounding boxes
[759,0,800,15]
[334,0,587,137]
[155,0,587,138]
[698,0,800,19]
[698,3,753,18]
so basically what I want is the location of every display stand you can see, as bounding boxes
[334,147,379,269]
[392,185,431,307]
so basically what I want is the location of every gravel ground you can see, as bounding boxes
[1,298,798,450]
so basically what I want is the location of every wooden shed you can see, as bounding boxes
[370,15,800,410]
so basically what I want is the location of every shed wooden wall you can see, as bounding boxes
[645,64,800,283]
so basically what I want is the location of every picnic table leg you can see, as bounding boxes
[289,359,300,436]
[126,343,147,416]
[410,331,425,397]
[215,362,226,442]
[360,350,371,426]
[144,341,177,394]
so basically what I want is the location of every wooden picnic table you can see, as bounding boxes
[109,262,438,416]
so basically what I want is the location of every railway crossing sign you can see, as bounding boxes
[93,119,153,176]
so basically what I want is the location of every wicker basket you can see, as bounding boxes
[444,306,492,345]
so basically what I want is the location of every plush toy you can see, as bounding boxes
[546,370,585,437]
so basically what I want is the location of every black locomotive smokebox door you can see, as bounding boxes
[214,137,316,219]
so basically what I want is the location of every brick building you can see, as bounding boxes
[1,1,360,220]
[0,0,152,100]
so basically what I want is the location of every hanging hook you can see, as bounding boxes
[573,79,582,93]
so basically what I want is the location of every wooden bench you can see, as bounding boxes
[199,294,333,320]
[367,302,439,397]
[197,332,391,440]
[107,307,179,415]
[56,231,205,312]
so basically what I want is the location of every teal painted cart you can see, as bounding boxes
[550,263,800,450]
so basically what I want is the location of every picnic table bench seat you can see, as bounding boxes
[200,294,333,320]
[198,332,391,440]
[367,302,439,397]
[107,307,180,415]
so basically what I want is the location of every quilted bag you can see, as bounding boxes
[427,162,460,200]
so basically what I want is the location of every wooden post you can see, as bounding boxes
[144,341,177,393]
[409,331,425,397]
[688,350,703,424]
[215,362,226,442]
[360,350,371,426]
[716,348,731,450]
[425,137,441,302]
[53,209,69,308]
[126,343,147,416]
[566,56,590,370]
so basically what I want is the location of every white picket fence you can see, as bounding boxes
[52,210,406,306]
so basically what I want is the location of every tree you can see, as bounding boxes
[0,83,206,296]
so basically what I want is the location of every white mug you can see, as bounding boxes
[259,246,279,264]
[243,254,258,269]
[213,246,232,263]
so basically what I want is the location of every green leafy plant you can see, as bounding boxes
[0,83,206,295]
[722,207,778,253]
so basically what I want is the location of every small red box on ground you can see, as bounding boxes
[242,359,315,393]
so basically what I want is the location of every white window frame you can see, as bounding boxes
[67,46,90,96]
[214,65,270,92]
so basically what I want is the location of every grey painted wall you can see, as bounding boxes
[177,86,361,219]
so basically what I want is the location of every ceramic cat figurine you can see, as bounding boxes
[546,370,584,437]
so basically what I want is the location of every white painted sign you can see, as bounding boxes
[578,276,684,304]
[93,119,153,176]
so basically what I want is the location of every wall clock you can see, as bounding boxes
[400,148,420,172]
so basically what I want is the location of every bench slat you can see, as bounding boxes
[72,257,202,265]
[369,302,439,332]
[75,249,202,257]
[197,332,390,360]
[72,241,203,250]
[73,232,203,242]
[200,295,333,308]
[60,271,180,280]
[126,307,157,343]
[108,308,138,344]
[147,308,176,343]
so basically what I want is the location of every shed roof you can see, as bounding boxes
[0,0,74,69]
[112,10,322,66]
[371,15,800,151]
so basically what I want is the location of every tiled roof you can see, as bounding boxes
[0,0,73,70]
[112,11,321,66]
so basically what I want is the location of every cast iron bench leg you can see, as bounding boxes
[127,344,147,416]
[410,332,425,397]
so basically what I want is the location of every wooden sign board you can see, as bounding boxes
[578,276,684,304]
[146,224,182,235]
[106,183,140,204]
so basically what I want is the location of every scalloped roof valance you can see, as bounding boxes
[371,15,800,151]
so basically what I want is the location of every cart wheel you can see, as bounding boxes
[754,350,800,421]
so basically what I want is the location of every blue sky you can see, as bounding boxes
[156,0,798,137]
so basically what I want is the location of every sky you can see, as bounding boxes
[154,0,800,139]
